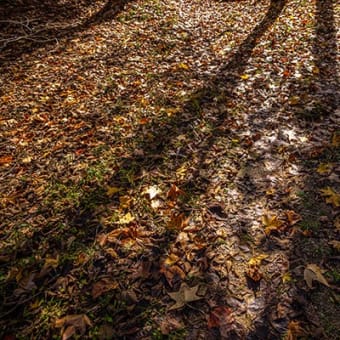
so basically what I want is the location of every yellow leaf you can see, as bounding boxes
[320,187,340,207]
[177,62,189,70]
[304,264,329,288]
[331,132,340,147]
[335,216,340,231]
[106,186,121,197]
[248,254,268,267]
[262,214,284,235]
[312,66,320,74]
[119,195,132,209]
[317,163,334,175]
[118,212,135,224]
[282,272,292,284]
[240,74,249,80]
[289,96,300,105]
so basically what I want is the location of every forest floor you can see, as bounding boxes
[0,0,339,338]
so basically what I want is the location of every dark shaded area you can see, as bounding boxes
[0,0,132,63]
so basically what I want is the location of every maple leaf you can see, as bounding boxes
[246,254,268,282]
[168,283,204,310]
[320,187,340,207]
[167,184,185,201]
[285,320,306,340]
[304,264,329,288]
[262,214,284,234]
[167,213,189,230]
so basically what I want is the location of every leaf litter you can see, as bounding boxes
[0,0,339,338]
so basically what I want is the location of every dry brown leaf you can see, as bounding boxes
[285,210,302,226]
[304,264,329,288]
[168,283,204,310]
[55,314,92,336]
[285,320,306,340]
[208,306,234,329]
[106,186,121,197]
[329,240,340,251]
[167,213,189,230]
[92,278,118,299]
[0,155,13,165]
[331,132,340,147]
[167,184,185,201]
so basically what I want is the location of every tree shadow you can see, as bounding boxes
[0,0,133,63]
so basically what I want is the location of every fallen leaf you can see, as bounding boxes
[167,213,189,230]
[208,306,234,329]
[304,264,329,288]
[331,132,340,147]
[55,314,92,336]
[240,74,249,80]
[335,216,340,231]
[118,212,135,224]
[106,186,121,197]
[286,320,306,340]
[92,278,118,299]
[167,184,185,201]
[62,326,76,340]
[262,214,284,234]
[143,185,161,200]
[168,283,204,310]
[119,195,133,209]
[329,240,340,251]
[285,210,302,226]
[316,163,334,175]
[246,254,268,282]
[320,187,340,207]
[0,155,13,165]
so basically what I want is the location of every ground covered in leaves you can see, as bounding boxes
[0,0,339,338]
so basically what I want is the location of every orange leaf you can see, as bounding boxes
[167,184,185,201]
[0,155,13,165]
[167,213,189,230]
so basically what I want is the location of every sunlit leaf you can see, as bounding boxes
[285,210,301,226]
[143,185,161,200]
[262,214,284,234]
[240,74,249,80]
[118,212,135,224]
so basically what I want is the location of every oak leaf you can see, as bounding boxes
[320,187,340,207]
